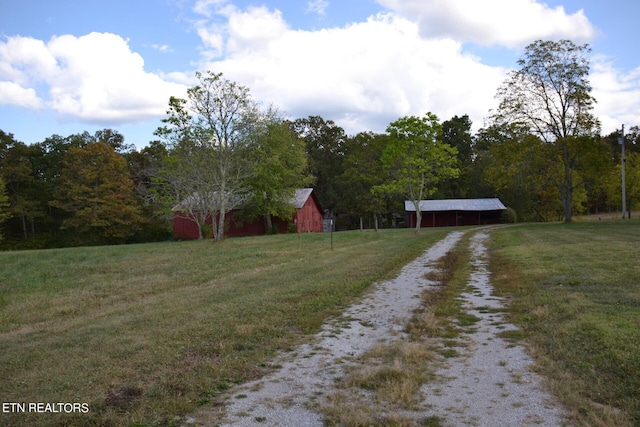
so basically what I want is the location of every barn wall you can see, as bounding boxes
[173,213,211,240]
[296,196,323,232]
[174,203,322,239]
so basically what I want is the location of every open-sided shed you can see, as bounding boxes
[405,198,507,228]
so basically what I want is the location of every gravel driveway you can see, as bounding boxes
[187,229,568,426]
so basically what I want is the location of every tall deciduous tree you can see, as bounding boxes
[338,132,389,230]
[493,39,601,222]
[51,141,144,245]
[0,131,46,240]
[156,71,257,241]
[439,115,474,198]
[243,120,311,233]
[291,116,346,212]
[374,113,459,233]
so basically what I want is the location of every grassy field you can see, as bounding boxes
[0,229,448,427]
[489,219,640,426]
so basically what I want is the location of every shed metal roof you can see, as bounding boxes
[405,198,506,212]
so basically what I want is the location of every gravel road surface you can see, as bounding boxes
[186,229,569,426]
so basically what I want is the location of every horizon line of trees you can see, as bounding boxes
[1,40,639,249]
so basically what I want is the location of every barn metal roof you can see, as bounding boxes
[405,198,506,212]
[173,188,316,211]
[292,188,314,209]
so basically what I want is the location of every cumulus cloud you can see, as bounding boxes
[591,57,640,134]
[0,32,187,123]
[0,81,44,109]
[194,6,506,134]
[376,0,598,48]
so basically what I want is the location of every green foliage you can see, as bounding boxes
[50,141,145,245]
[291,116,347,211]
[605,151,640,212]
[156,71,258,241]
[438,115,474,198]
[492,40,601,222]
[241,120,311,229]
[0,176,10,240]
[338,132,390,228]
[375,113,460,232]
[500,207,517,223]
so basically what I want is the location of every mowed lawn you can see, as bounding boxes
[0,229,448,427]
[489,219,640,426]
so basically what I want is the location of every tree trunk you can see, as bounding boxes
[217,209,226,241]
[374,214,379,231]
[21,214,28,240]
[196,221,203,240]
[265,213,273,234]
[359,216,363,231]
[562,148,573,223]
[414,209,422,233]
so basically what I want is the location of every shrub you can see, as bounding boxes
[500,207,517,223]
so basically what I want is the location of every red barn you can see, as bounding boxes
[405,198,506,228]
[173,188,324,239]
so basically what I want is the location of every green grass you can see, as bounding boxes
[0,229,447,427]
[489,219,640,426]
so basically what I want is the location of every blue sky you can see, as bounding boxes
[1,0,639,148]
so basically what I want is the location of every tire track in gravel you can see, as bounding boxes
[184,229,569,426]
[419,230,568,426]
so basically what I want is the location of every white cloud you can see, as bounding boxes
[0,36,58,85]
[0,81,44,109]
[197,9,506,134]
[307,0,329,16]
[376,0,598,48]
[151,44,172,52]
[591,57,640,134]
[0,32,187,123]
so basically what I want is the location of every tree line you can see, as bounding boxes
[1,40,638,248]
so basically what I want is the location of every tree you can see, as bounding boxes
[479,124,562,221]
[290,116,347,212]
[492,39,601,222]
[374,113,459,233]
[156,71,257,241]
[242,120,311,233]
[338,132,389,230]
[51,141,144,245]
[606,151,640,214]
[0,176,9,241]
[0,131,46,240]
[438,115,474,198]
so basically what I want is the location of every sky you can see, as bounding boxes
[1,0,640,149]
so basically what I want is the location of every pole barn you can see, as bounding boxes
[405,198,507,228]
